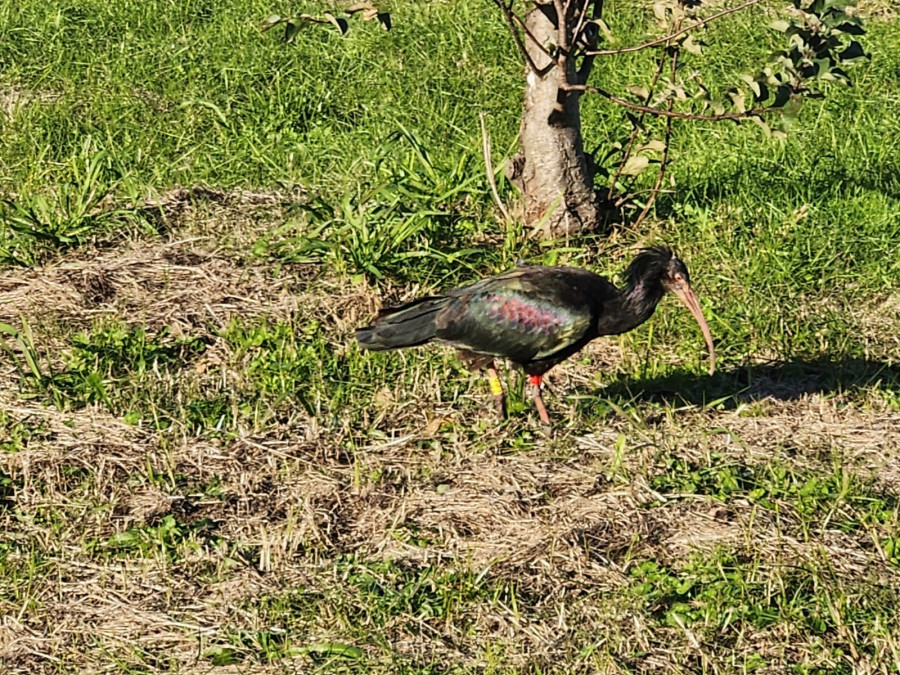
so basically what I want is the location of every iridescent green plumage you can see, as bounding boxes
[434,266,601,365]
[356,247,716,427]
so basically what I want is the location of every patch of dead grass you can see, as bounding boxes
[0,238,300,335]
[0,88,62,120]
[3,379,900,671]
[2,229,900,672]
[853,0,899,20]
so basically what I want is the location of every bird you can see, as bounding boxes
[355,246,716,428]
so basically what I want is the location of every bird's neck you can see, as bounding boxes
[600,278,665,335]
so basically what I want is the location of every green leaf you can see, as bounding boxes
[323,12,349,35]
[590,18,614,43]
[783,95,803,119]
[108,530,140,548]
[682,34,703,55]
[839,40,868,62]
[771,84,793,108]
[727,88,746,113]
[260,14,282,31]
[830,66,850,83]
[739,74,762,98]
[769,19,791,32]
[346,1,376,13]
[821,0,853,11]
[637,139,666,154]
[625,85,650,100]
[811,58,832,78]
[205,647,242,666]
[620,155,650,176]
[652,1,668,23]
[833,20,866,36]
[774,111,797,135]
[665,603,694,627]
[747,115,772,137]
[283,21,301,43]
[303,642,363,659]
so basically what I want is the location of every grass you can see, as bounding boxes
[2,0,900,672]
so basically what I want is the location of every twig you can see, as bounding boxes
[614,186,675,209]
[571,0,593,43]
[631,49,679,230]
[553,0,570,82]
[510,8,559,71]
[587,0,765,56]
[606,46,670,202]
[491,0,545,74]
[563,82,772,121]
[574,0,603,81]
[479,112,512,223]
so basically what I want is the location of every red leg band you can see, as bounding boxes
[529,375,542,387]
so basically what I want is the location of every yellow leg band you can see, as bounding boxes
[488,375,504,396]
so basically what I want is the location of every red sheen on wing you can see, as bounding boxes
[487,295,562,333]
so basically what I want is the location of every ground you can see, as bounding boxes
[2,191,900,673]
[2,0,900,672]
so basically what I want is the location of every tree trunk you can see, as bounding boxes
[506,3,604,239]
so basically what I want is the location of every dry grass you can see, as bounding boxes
[2,217,900,673]
[854,0,899,20]
[2,0,899,668]
[0,240,295,333]
[0,88,62,121]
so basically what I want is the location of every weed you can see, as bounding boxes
[0,143,141,265]
[627,549,900,664]
[253,129,488,282]
[106,513,219,560]
[649,453,900,534]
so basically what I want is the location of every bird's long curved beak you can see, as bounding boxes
[672,284,716,375]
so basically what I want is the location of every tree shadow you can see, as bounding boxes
[653,160,900,221]
[593,356,900,410]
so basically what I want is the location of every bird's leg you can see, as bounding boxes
[486,364,506,420]
[528,374,552,428]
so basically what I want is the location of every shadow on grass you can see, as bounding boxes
[597,357,900,410]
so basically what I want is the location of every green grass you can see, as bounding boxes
[2,0,900,673]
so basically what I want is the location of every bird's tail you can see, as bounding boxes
[355,296,450,351]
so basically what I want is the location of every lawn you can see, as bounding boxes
[1,0,900,672]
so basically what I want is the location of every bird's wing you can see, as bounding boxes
[435,267,603,362]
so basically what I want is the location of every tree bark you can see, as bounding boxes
[506,3,604,238]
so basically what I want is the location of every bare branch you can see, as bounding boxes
[491,0,546,74]
[574,1,603,81]
[587,0,766,56]
[512,8,560,68]
[572,1,592,40]
[632,50,679,230]
[606,46,670,202]
[563,82,773,121]
[553,0,571,88]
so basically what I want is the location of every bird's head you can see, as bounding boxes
[626,247,717,375]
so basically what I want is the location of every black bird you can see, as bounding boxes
[356,247,716,427]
